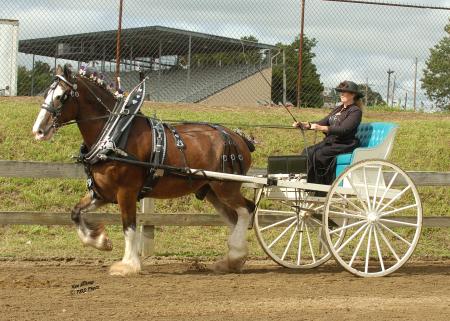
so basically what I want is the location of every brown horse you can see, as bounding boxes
[32,65,255,276]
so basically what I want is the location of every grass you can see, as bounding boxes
[0,97,449,260]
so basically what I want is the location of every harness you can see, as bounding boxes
[44,73,248,202]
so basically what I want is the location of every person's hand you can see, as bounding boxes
[310,123,319,130]
[293,122,311,129]
[311,124,329,133]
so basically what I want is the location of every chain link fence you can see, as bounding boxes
[0,0,449,110]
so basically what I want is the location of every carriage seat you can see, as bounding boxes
[335,122,398,178]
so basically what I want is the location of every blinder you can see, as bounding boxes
[41,75,79,127]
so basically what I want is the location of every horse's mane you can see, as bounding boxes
[76,67,117,101]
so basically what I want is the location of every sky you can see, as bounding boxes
[1,0,449,109]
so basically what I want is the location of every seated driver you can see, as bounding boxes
[293,81,364,186]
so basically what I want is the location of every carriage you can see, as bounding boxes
[34,68,422,277]
[251,122,422,277]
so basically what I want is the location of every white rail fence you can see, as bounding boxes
[0,160,449,256]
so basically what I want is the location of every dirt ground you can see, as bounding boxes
[1,258,450,321]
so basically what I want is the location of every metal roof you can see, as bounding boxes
[19,25,276,61]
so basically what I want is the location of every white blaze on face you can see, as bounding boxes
[32,84,65,141]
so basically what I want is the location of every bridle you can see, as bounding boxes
[41,74,113,130]
[40,74,81,130]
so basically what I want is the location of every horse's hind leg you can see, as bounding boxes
[208,183,255,273]
[71,192,112,251]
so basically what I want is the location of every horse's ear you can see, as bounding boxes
[63,64,73,79]
[55,64,63,76]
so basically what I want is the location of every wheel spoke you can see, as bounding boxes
[363,166,372,211]
[365,225,373,273]
[380,204,418,217]
[372,166,382,210]
[330,204,364,216]
[349,224,370,267]
[328,210,366,220]
[374,171,398,212]
[378,222,412,246]
[281,225,298,260]
[376,224,400,262]
[347,174,370,213]
[260,215,296,232]
[330,220,366,235]
[373,225,385,271]
[297,221,304,265]
[304,222,316,263]
[336,222,369,253]
[335,192,364,213]
[268,220,297,249]
[378,185,412,213]
[379,218,418,228]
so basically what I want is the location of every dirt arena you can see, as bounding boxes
[1,258,450,321]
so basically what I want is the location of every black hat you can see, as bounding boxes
[335,81,364,99]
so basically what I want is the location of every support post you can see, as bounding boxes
[185,35,192,102]
[386,68,394,105]
[139,198,155,257]
[296,0,306,107]
[157,40,162,101]
[282,50,287,105]
[413,57,418,112]
[30,54,35,96]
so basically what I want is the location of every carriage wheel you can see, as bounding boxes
[323,159,422,277]
[254,186,346,269]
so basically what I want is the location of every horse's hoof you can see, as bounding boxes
[98,236,113,251]
[109,261,141,276]
[213,258,244,274]
[213,259,231,273]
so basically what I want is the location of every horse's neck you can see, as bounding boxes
[77,82,115,148]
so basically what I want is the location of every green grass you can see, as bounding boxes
[0,97,449,260]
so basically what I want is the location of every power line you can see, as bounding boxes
[322,0,450,11]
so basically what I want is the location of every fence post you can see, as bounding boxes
[139,198,155,257]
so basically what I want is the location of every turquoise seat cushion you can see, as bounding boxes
[335,122,397,179]
[336,153,352,165]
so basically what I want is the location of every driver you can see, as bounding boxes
[293,81,364,186]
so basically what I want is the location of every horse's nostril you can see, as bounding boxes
[38,129,44,135]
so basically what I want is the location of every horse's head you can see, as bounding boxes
[32,64,79,140]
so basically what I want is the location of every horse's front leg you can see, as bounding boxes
[71,192,112,251]
[109,188,141,276]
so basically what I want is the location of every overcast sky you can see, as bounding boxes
[2,0,449,108]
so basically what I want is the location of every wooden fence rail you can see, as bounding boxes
[1,160,449,257]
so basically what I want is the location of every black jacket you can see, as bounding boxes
[313,104,362,144]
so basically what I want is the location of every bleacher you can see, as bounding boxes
[105,63,266,103]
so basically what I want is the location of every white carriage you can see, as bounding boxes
[253,122,422,277]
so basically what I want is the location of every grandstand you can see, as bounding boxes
[19,26,276,105]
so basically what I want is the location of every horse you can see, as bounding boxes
[32,64,255,276]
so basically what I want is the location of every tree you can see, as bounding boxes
[421,20,450,111]
[17,61,53,96]
[357,84,385,106]
[271,35,324,107]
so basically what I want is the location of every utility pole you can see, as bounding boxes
[404,91,408,110]
[115,0,124,90]
[282,50,287,105]
[413,57,418,112]
[386,69,394,105]
[296,0,306,107]
[365,77,369,105]
[391,75,396,107]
